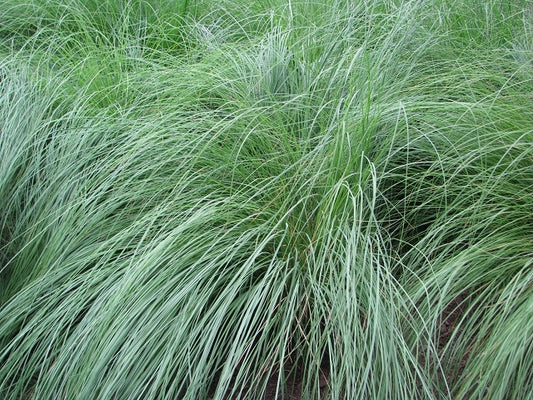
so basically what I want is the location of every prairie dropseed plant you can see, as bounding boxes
[0,0,532,399]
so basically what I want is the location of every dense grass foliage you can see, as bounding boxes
[0,0,532,399]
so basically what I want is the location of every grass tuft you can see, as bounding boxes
[1,0,532,399]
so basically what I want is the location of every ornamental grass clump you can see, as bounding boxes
[0,0,532,399]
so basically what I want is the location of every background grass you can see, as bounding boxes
[1,0,532,399]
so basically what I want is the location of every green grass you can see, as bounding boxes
[0,0,532,399]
